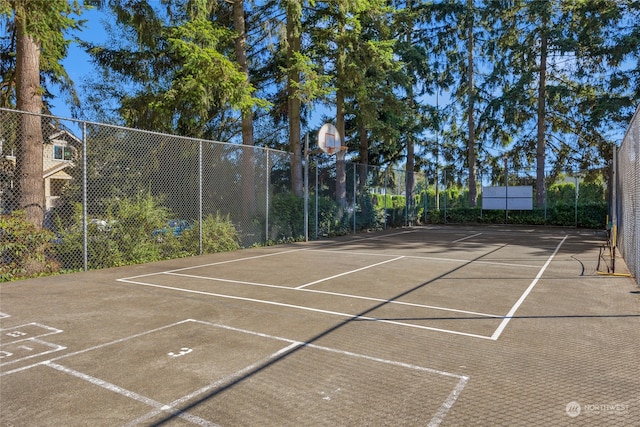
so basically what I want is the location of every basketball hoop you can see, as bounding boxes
[318,123,343,155]
[325,145,347,155]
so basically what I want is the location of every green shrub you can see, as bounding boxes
[372,193,406,209]
[269,193,305,240]
[55,196,243,270]
[356,191,385,231]
[423,202,606,229]
[312,196,340,237]
[55,193,171,269]
[577,203,607,229]
[180,213,240,254]
[385,206,406,227]
[0,212,60,281]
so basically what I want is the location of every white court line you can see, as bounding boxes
[428,376,470,427]
[0,320,193,377]
[490,235,569,340]
[308,249,541,269]
[116,279,494,340]
[463,259,540,269]
[4,317,468,426]
[0,339,66,367]
[113,227,556,342]
[124,342,300,427]
[45,362,219,427]
[126,319,469,426]
[164,272,500,318]
[189,319,469,427]
[119,248,308,281]
[452,233,483,243]
[341,229,422,243]
[0,322,63,343]
[121,230,424,280]
[295,256,406,289]
[120,230,425,282]
[165,272,274,288]
[121,227,537,283]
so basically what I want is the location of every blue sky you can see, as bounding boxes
[50,3,628,168]
[50,7,111,121]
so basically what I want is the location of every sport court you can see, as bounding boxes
[1,225,638,426]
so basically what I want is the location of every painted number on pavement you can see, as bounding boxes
[168,347,192,358]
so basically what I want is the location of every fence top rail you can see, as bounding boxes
[0,107,292,156]
[620,104,640,148]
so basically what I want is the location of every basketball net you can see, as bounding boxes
[325,145,347,155]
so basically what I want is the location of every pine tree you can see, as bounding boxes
[0,0,85,227]
[485,0,629,205]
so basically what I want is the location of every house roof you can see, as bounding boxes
[44,123,82,146]
[43,162,73,179]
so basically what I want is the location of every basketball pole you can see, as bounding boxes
[304,133,309,242]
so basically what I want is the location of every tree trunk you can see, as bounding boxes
[466,0,477,207]
[335,12,347,210]
[286,0,303,197]
[15,15,44,228]
[234,0,256,219]
[536,31,547,208]
[358,120,368,192]
[404,0,415,218]
[406,135,415,221]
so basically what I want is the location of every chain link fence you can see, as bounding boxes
[615,105,640,285]
[306,161,424,239]
[0,109,297,279]
[1,107,612,281]
[428,166,607,228]
[308,158,606,233]
[0,108,415,281]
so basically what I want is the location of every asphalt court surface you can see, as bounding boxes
[1,225,639,426]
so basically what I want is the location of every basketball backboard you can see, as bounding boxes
[318,123,343,155]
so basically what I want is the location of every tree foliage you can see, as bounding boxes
[1,0,89,228]
[3,0,640,204]
[0,0,87,111]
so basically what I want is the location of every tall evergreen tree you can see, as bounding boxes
[254,0,330,196]
[391,0,439,211]
[308,0,398,207]
[85,0,265,138]
[348,8,399,189]
[465,0,477,206]
[284,0,304,196]
[233,0,257,218]
[485,0,628,205]
[422,0,490,207]
[0,0,86,227]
